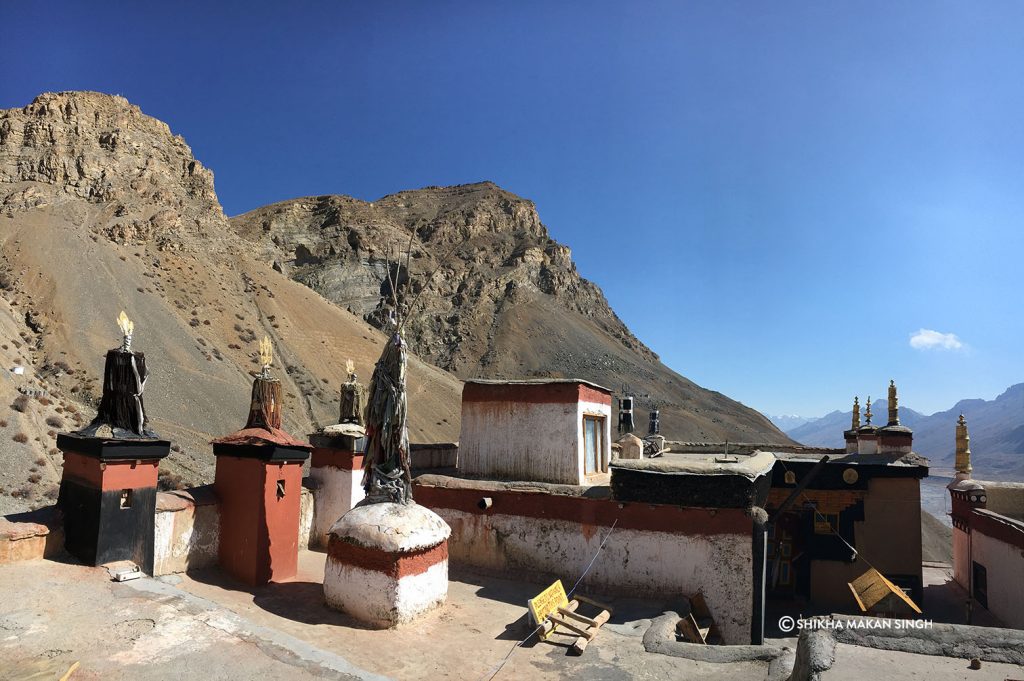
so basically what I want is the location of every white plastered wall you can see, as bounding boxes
[323,558,448,628]
[309,466,364,548]
[969,530,1024,629]
[436,508,752,643]
[952,526,970,591]
[459,400,582,484]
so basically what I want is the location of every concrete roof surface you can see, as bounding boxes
[612,450,777,480]
[463,377,612,392]
[0,551,783,681]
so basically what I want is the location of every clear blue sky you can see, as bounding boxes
[3,1,1023,417]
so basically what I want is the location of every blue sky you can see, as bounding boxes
[3,1,1022,417]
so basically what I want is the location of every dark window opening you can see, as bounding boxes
[119,489,132,509]
[276,479,286,499]
[972,562,988,609]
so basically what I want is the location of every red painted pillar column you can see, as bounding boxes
[212,439,311,586]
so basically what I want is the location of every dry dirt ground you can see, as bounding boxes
[0,552,779,681]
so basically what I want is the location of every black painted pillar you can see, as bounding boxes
[751,518,767,645]
[56,433,170,574]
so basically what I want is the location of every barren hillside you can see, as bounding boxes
[0,92,462,513]
[0,90,791,513]
[231,186,793,445]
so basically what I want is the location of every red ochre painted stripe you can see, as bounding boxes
[413,483,751,536]
[462,382,612,406]
[578,384,612,406]
[60,450,159,491]
[311,447,364,471]
[328,539,448,578]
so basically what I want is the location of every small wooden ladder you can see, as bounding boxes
[540,595,614,655]
[675,593,722,645]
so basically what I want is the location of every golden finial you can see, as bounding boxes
[259,336,273,375]
[955,413,972,477]
[888,379,899,426]
[117,311,135,351]
[852,396,860,430]
[865,396,872,425]
[345,358,355,380]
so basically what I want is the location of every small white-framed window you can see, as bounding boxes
[583,414,606,475]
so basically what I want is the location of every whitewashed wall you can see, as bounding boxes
[459,398,612,485]
[952,526,970,592]
[435,507,753,643]
[309,467,363,548]
[970,529,1024,628]
[460,400,582,484]
[153,487,315,576]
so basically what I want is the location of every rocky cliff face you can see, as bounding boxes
[0,90,790,515]
[232,185,792,445]
[0,91,227,251]
[0,92,463,513]
[230,184,655,373]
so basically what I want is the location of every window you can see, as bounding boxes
[119,489,132,509]
[583,415,606,475]
[814,513,838,534]
[972,562,988,609]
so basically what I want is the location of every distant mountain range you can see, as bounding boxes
[785,384,1024,479]
[768,414,815,431]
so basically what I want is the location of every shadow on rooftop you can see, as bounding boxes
[185,567,378,630]
[920,565,1003,627]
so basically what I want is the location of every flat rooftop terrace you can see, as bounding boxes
[1,551,778,681]
[3,554,1023,678]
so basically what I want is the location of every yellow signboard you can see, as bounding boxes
[528,580,568,637]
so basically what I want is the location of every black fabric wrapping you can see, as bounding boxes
[80,349,156,439]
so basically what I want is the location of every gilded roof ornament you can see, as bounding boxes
[259,335,274,378]
[117,310,135,352]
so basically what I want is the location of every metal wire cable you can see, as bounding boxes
[774,459,886,576]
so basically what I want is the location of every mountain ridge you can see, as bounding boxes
[229,183,792,445]
[0,90,791,513]
[786,385,1024,479]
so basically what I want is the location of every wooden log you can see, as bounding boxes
[570,636,589,656]
[558,606,601,628]
[547,615,593,639]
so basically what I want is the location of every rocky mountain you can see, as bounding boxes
[0,90,791,513]
[786,388,1024,479]
[0,92,462,513]
[786,401,927,449]
[230,187,792,445]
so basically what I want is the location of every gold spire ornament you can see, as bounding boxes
[851,396,860,430]
[245,336,282,431]
[259,336,273,378]
[955,413,973,478]
[888,379,899,426]
[117,310,135,352]
[339,358,366,426]
[864,397,872,426]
